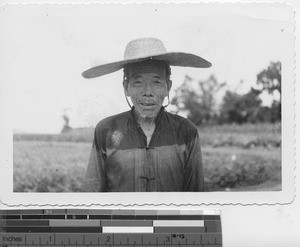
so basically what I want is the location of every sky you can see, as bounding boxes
[0,3,294,133]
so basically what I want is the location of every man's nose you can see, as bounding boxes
[142,82,154,96]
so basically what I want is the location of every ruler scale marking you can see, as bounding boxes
[0,209,222,246]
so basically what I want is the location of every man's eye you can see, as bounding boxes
[132,81,141,85]
[155,81,163,84]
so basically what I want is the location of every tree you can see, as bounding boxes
[257,61,281,96]
[257,61,281,121]
[171,75,226,125]
[219,87,262,124]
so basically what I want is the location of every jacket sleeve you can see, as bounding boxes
[183,132,205,192]
[83,126,107,192]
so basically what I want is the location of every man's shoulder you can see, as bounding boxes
[95,111,131,131]
[165,111,198,136]
[165,111,197,128]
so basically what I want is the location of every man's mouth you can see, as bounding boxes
[140,102,156,106]
[139,102,157,109]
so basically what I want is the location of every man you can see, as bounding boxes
[82,37,211,192]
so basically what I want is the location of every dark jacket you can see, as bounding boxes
[84,107,204,192]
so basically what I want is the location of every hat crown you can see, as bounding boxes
[82,37,211,79]
[124,37,167,60]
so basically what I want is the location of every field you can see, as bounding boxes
[13,123,281,192]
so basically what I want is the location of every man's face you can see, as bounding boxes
[124,61,172,119]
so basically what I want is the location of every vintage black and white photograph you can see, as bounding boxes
[0,2,295,205]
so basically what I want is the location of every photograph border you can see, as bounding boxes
[0,0,296,207]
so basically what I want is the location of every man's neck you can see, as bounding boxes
[137,115,156,130]
[134,112,157,146]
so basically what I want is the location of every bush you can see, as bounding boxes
[198,123,281,148]
[203,147,281,191]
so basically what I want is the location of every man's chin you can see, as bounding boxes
[135,107,160,119]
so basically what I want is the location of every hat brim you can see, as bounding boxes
[82,52,212,79]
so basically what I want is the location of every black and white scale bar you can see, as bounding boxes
[0,215,219,220]
[0,210,221,220]
[0,219,220,230]
[0,214,220,221]
[1,227,207,233]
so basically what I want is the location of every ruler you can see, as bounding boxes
[0,209,222,246]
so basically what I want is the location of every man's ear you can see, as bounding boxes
[123,80,130,96]
[166,80,172,92]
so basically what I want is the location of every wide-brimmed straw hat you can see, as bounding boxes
[82,37,211,79]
